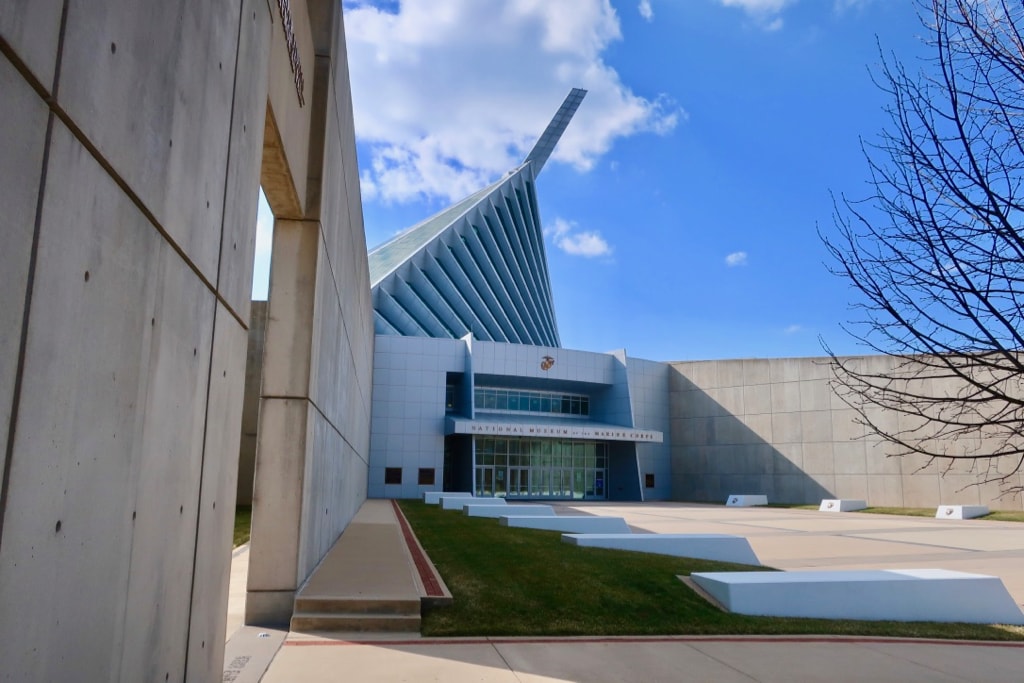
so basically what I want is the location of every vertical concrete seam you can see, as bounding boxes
[182,0,247,677]
[0,0,70,555]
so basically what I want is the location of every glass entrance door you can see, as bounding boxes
[508,467,529,496]
[474,467,494,496]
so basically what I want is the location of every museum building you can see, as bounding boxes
[365,90,671,501]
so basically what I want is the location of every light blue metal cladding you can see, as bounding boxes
[369,89,587,347]
[524,88,587,175]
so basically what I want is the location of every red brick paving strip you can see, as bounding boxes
[392,499,445,597]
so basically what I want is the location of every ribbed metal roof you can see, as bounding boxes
[367,89,586,347]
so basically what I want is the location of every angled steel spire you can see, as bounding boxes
[523,88,587,176]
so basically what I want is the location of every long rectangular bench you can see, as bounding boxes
[440,496,507,510]
[690,569,1024,625]
[562,533,761,566]
[819,499,867,512]
[936,505,989,520]
[501,516,631,533]
[726,494,767,507]
[424,491,471,505]
[465,504,555,518]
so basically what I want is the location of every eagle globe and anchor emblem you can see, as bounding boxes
[540,355,555,371]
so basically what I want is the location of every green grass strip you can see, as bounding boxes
[234,505,252,548]
[399,500,1024,640]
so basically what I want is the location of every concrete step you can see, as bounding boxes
[290,611,422,633]
[294,596,421,616]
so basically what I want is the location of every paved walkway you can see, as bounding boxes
[225,501,1024,682]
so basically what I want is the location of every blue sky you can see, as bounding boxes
[254,0,930,362]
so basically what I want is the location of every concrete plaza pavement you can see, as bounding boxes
[226,501,1024,682]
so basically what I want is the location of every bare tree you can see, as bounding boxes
[822,0,1024,494]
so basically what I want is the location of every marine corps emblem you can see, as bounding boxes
[540,355,555,371]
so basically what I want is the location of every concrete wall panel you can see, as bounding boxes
[57,0,240,283]
[0,122,215,681]
[248,398,309,596]
[218,0,273,321]
[832,474,868,500]
[0,122,157,681]
[237,302,269,505]
[0,54,48,491]
[186,304,248,680]
[867,474,904,506]
[865,441,903,475]
[717,360,744,388]
[769,357,802,383]
[117,237,216,683]
[261,220,318,396]
[771,412,802,444]
[833,440,867,475]
[0,0,63,88]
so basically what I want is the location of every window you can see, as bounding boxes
[385,468,402,485]
[418,468,435,486]
[473,387,591,417]
[645,473,655,488]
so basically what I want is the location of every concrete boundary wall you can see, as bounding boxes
[669,357,1024,510]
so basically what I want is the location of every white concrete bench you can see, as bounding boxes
[936,505,989,520]
[440,496,507,510]
[500,516,631,533]
[690,569,1024,625]
[424,491,471,505]
[562,533,761,566]
[465,504,555,518]
[726,494,767,507]
[819,499,867,512]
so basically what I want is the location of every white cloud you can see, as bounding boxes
[343,0,681,203]
[783,324,802,334]
[546,217,613,258]
[833,0,872,12]
[638,0,654,21]
[716,0,796,29]
[725,251,748,267]
[718,0,795,13]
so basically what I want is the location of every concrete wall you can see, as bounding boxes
[0,0,270,679]
[670,357,1024,510]
[1,0,373,678]
[236,301,268,506]
[245,3,373,625]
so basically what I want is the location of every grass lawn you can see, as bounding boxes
[234,505,252,548]
[399,500,1024,641]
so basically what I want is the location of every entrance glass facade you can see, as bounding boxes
[473,437,607,499]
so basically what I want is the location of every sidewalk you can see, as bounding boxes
[225,501,1024,682]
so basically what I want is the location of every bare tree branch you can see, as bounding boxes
[822,0,1024,497]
